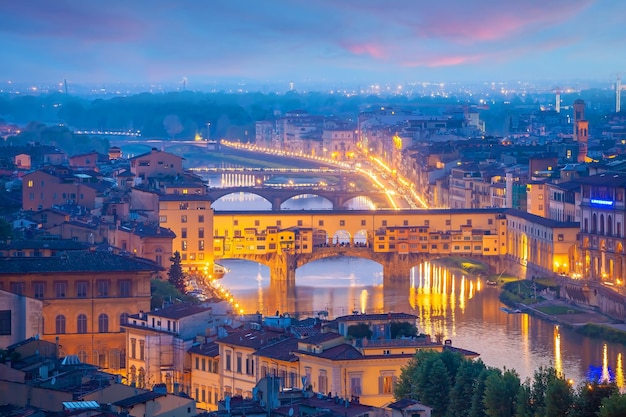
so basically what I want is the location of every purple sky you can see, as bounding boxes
[2,0,625,85]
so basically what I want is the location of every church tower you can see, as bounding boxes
[573,99,588,162]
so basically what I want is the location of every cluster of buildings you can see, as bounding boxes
[2,92,626,414]
[1,308,449,417]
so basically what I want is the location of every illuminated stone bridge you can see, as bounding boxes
[214,208,511,284]
[207,187,390,210]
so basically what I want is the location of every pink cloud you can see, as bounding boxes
[339,41,388,59]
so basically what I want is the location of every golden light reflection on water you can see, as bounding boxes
[411,261,481,341]
[602,344,611,383]
[616,353,624,389]
[360,289,368,314]
[554,326,562,376]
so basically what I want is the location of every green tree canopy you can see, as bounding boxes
[347,323,373,340]
[483,368,521,417]
[598,392,626,417]
[391,321,418,339]
[167,251,186,293]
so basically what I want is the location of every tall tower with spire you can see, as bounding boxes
[573,99,588,162]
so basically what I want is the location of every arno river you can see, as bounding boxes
[205,172,626,389]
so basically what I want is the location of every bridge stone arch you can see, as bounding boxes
[209,189,273,209]
[280,193,333,210]
[340,195,377,210]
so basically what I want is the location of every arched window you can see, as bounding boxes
[98,314,109,333]
[55,315,66,334]
[592,213,598,233]
[120,313,129,326]
[600,214,605,235]
[138,367,146,388]
[77,349,88,363]
[129,365,137,386]
[77,314,87,334]
[608,215,613,236]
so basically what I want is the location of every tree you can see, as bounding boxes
[571,382,618,417]
[0,218,13,241]
[483,368,521,417]
[421,358,451,417]
[598,392,626,417]
[446,359,486,417]
[347,323,372,340]
[390,321,418,338]
[544,377,574,417]
[469,368,498,417]
[150,279,198,310]
[167,252,186,293]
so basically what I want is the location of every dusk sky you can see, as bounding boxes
[3,0,626,86]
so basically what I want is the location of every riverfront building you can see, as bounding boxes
[0,249,159,372]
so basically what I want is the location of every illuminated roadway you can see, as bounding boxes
[221,140,427,210]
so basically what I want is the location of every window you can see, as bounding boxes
[198,228,204,238]
[0,311,10,335]
[97,280,109,297]
[98,314,109,333]
[131,338,137,359]
[350,375,362,398]
[77,314,87,334]
[139,340,145,360]
[380,375,396,394]
[181,228,187,238]
[33,282,45,299]
[558,234,564,242]
[182,240,188,251]
[159,215,167,223]
[446,219,451,226]
[181,215,187,223]
[361,220,366,226]
[255,220,260,226]
[10,282,24,295]
[340,220,345,226]
[318,370,328,394]
[118,280,131,297]
[55,315,66,334]
[198,215,204,222]
[236,353,242,373]
[225,351,232,371]
[319,220,324,226]
[382,220,387,227]
[120,313,129,325]
[199,240,205,250]
[297,220,303,227]
[404,220,409,226]
[76,281,88,298]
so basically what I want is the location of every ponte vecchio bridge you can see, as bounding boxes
[213,208,513,284]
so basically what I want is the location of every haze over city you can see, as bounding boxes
[3,0,626,90]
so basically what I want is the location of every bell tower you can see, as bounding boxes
[573,99,588,162]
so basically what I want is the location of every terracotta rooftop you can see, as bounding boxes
[0,250,162,273]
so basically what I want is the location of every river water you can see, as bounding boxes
[205,172,626,389]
